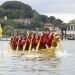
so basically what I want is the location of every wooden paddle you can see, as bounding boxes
[22,39,27,54]
[16,35,20,55]
[28,33,34,54]
[35,33,42,53]
[54,36,64,52]
[8,41,12,55]
[58,42,64,52]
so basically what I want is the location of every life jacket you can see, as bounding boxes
[12,38,17,47]
[45,37,50,45]
[34,38,39,45]
[26,38,30,46]
[20,38,26,46]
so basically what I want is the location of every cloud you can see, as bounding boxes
[43,13,75,23]
[22,0,75,13]
[0,0,75,22]
[1,0,75,13]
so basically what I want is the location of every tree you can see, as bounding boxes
[60,23,67,30]
[2,1,32,10]
[0,1,33,19]
[39,15,48,23]
[48,16,56,24]
[4,25,14,35]
[31,20,43,30]
[32,14,41,22]
[53,19,63,27]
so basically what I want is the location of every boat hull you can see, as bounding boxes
[11,46,55,57]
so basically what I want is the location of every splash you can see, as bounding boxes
[55,50,72,58]
[22,54,44,58]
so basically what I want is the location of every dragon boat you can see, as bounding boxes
[9,32,60,57]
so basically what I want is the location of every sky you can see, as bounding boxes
[1,0,75,23]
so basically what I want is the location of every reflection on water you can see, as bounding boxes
[0,41,75,75]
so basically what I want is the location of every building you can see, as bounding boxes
[13,18,32,25]
[44,23,61,32]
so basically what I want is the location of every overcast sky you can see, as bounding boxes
[1,0,75,22]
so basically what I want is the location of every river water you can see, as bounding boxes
[0,40,75,75]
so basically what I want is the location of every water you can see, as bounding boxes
[0,40,75,75]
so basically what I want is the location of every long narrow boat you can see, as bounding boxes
[10,32,60,57]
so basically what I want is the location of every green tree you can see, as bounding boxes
[1,1,33,19]
[53,19,63,27]
[4,25,14,35]
[31,20,43,30]
[48,16,56,24]
[40,15,48,23]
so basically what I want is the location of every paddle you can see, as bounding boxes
[28,33,34,54]
[22,39,27,54]
[54,32,64,52]
[8,41,12,55]
[35,32,42,53]
[16,35,20,55]
[8,35,13,55]
[55,36,64,52]
[57,42,64,52]
[22,33,30,53]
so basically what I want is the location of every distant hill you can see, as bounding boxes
[0,1,34,19]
